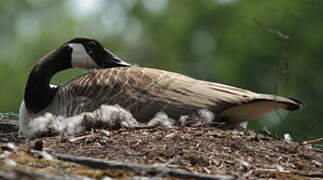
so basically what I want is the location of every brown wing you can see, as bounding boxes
[62,67,302,123]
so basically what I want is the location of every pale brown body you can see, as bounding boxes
[55,67,302,125]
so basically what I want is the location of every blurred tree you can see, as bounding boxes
[0,0,322,139]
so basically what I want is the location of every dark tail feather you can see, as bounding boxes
[256,94,303,111]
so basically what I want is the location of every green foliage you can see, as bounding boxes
[0,0,322,139]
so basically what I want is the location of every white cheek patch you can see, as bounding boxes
[68,43,98,69]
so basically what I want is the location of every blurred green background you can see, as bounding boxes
[0,0,322,140]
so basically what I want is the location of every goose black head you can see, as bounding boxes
[66,37,131,69]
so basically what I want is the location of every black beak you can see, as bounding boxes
[99,49,131,68]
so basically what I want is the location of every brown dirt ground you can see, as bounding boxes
[0,119,322,179]
[16,125,323,179]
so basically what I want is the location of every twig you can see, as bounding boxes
[255,168,291,174]
[68,134,94,142]
[52,153,236,180]
[302,137,323,145]
[253,18,291,125]
[294,171,323,178]
[115,124,167,133]
[253,18,290,80]
[312,148,323,153]
[152,157,181,178]
[255,168,323,179]
[0,167,86,180]
[257,127,282,141]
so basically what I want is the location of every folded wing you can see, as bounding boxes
[60,67,302,124]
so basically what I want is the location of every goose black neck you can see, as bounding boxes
[24,46,72,113]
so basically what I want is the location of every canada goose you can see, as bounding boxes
[19,37,303,138]
[19,37,131,137]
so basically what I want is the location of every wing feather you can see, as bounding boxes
[55,67,302,123]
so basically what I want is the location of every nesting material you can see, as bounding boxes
[20,105,217,138]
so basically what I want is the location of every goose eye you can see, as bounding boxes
[86,41,96,49]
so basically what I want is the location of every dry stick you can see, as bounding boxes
[302,137,323,145]
[52,153,236,180]
[253,20,323,140]
[68,134,94,142]
[253,18,290,122]
[294,172,323,179]
[0,167,86,180]
[255,168,323,179]
[151,157,182,178]
[253,18,290,75]
[253,19,313,139]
